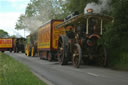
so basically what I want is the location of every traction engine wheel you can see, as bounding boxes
[98,45,107,67]
[72,44,82,68]
[31,47,34,57]
[57,38,68,65]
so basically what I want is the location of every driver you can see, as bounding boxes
[88,18,98,34]
[65,26,75,38]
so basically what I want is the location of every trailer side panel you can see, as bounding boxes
[52,20,65,50]
[0,38,13,52]
[38,23,51,50]
[0,39,13,48]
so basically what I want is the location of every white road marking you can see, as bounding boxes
[87,72,99,77]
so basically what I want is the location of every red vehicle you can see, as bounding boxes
[37,20,65,61]
[0,38,14,52]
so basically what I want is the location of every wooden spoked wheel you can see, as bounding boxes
[72,44,82,68]
[57,38,68,65]
[98,45,107,67]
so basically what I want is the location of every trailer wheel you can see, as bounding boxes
[97,45,107,67]
[21,51,24,53]
[57,37,68,65]
[10,50,12,53]
[72,44,82,68]
[1,51,4,53]
[47,52,52,61]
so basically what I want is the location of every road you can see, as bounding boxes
[6,52,128,85]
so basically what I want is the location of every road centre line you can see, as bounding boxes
[87,72,99,77]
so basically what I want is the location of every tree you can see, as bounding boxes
[15,0,66,32]
[65,0,98,13]
[101,0,128,65]
[0,29,9,38]
[15,15,26,30]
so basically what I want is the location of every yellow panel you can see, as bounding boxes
[0,39,12,48]
[38,23,51,49]
[52,21,65,49]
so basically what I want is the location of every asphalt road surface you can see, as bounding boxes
[6,52,128,85]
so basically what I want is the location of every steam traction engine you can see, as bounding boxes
[25,32,37,57]
[57,9,113,68]
[14,38,26,53]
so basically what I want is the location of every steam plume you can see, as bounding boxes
[84,0,111,13]
[23,16,42,32]
[23,0,57,33]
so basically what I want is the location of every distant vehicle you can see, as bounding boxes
[14,38,26,53]
[0,38,14,52]
[25,32,37,57]
[0,38,26,53]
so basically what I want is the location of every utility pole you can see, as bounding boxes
[24,28,25,38]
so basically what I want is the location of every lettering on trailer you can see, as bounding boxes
[52,22,74,49]
[0,39,12,48]
[52,21,65,49]
[38,24,51,49]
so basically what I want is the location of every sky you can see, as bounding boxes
[0,0,30,37]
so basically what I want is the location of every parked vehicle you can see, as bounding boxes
[56,9,113,68]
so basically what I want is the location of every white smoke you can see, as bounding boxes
[84,0,111,14]
[22,0,57,33]
[23,16,42,32]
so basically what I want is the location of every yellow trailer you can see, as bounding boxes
[0,38,14,52]
[38,20,65,61]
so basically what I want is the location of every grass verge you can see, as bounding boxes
[0,53,47,85]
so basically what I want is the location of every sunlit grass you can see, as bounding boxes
[0,53,47,85]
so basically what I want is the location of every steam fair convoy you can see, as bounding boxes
[0,38,14,52]
[25,8,113,68]
[25,20,65,61]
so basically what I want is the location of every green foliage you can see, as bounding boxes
[15,0,66,31]
[0,53,47,85]
[102,0,128,68]
[15,15,26,30]
[65,0,98,13]
[15,0,99,31]
[9,35,17,38]
[0,29,9,38]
